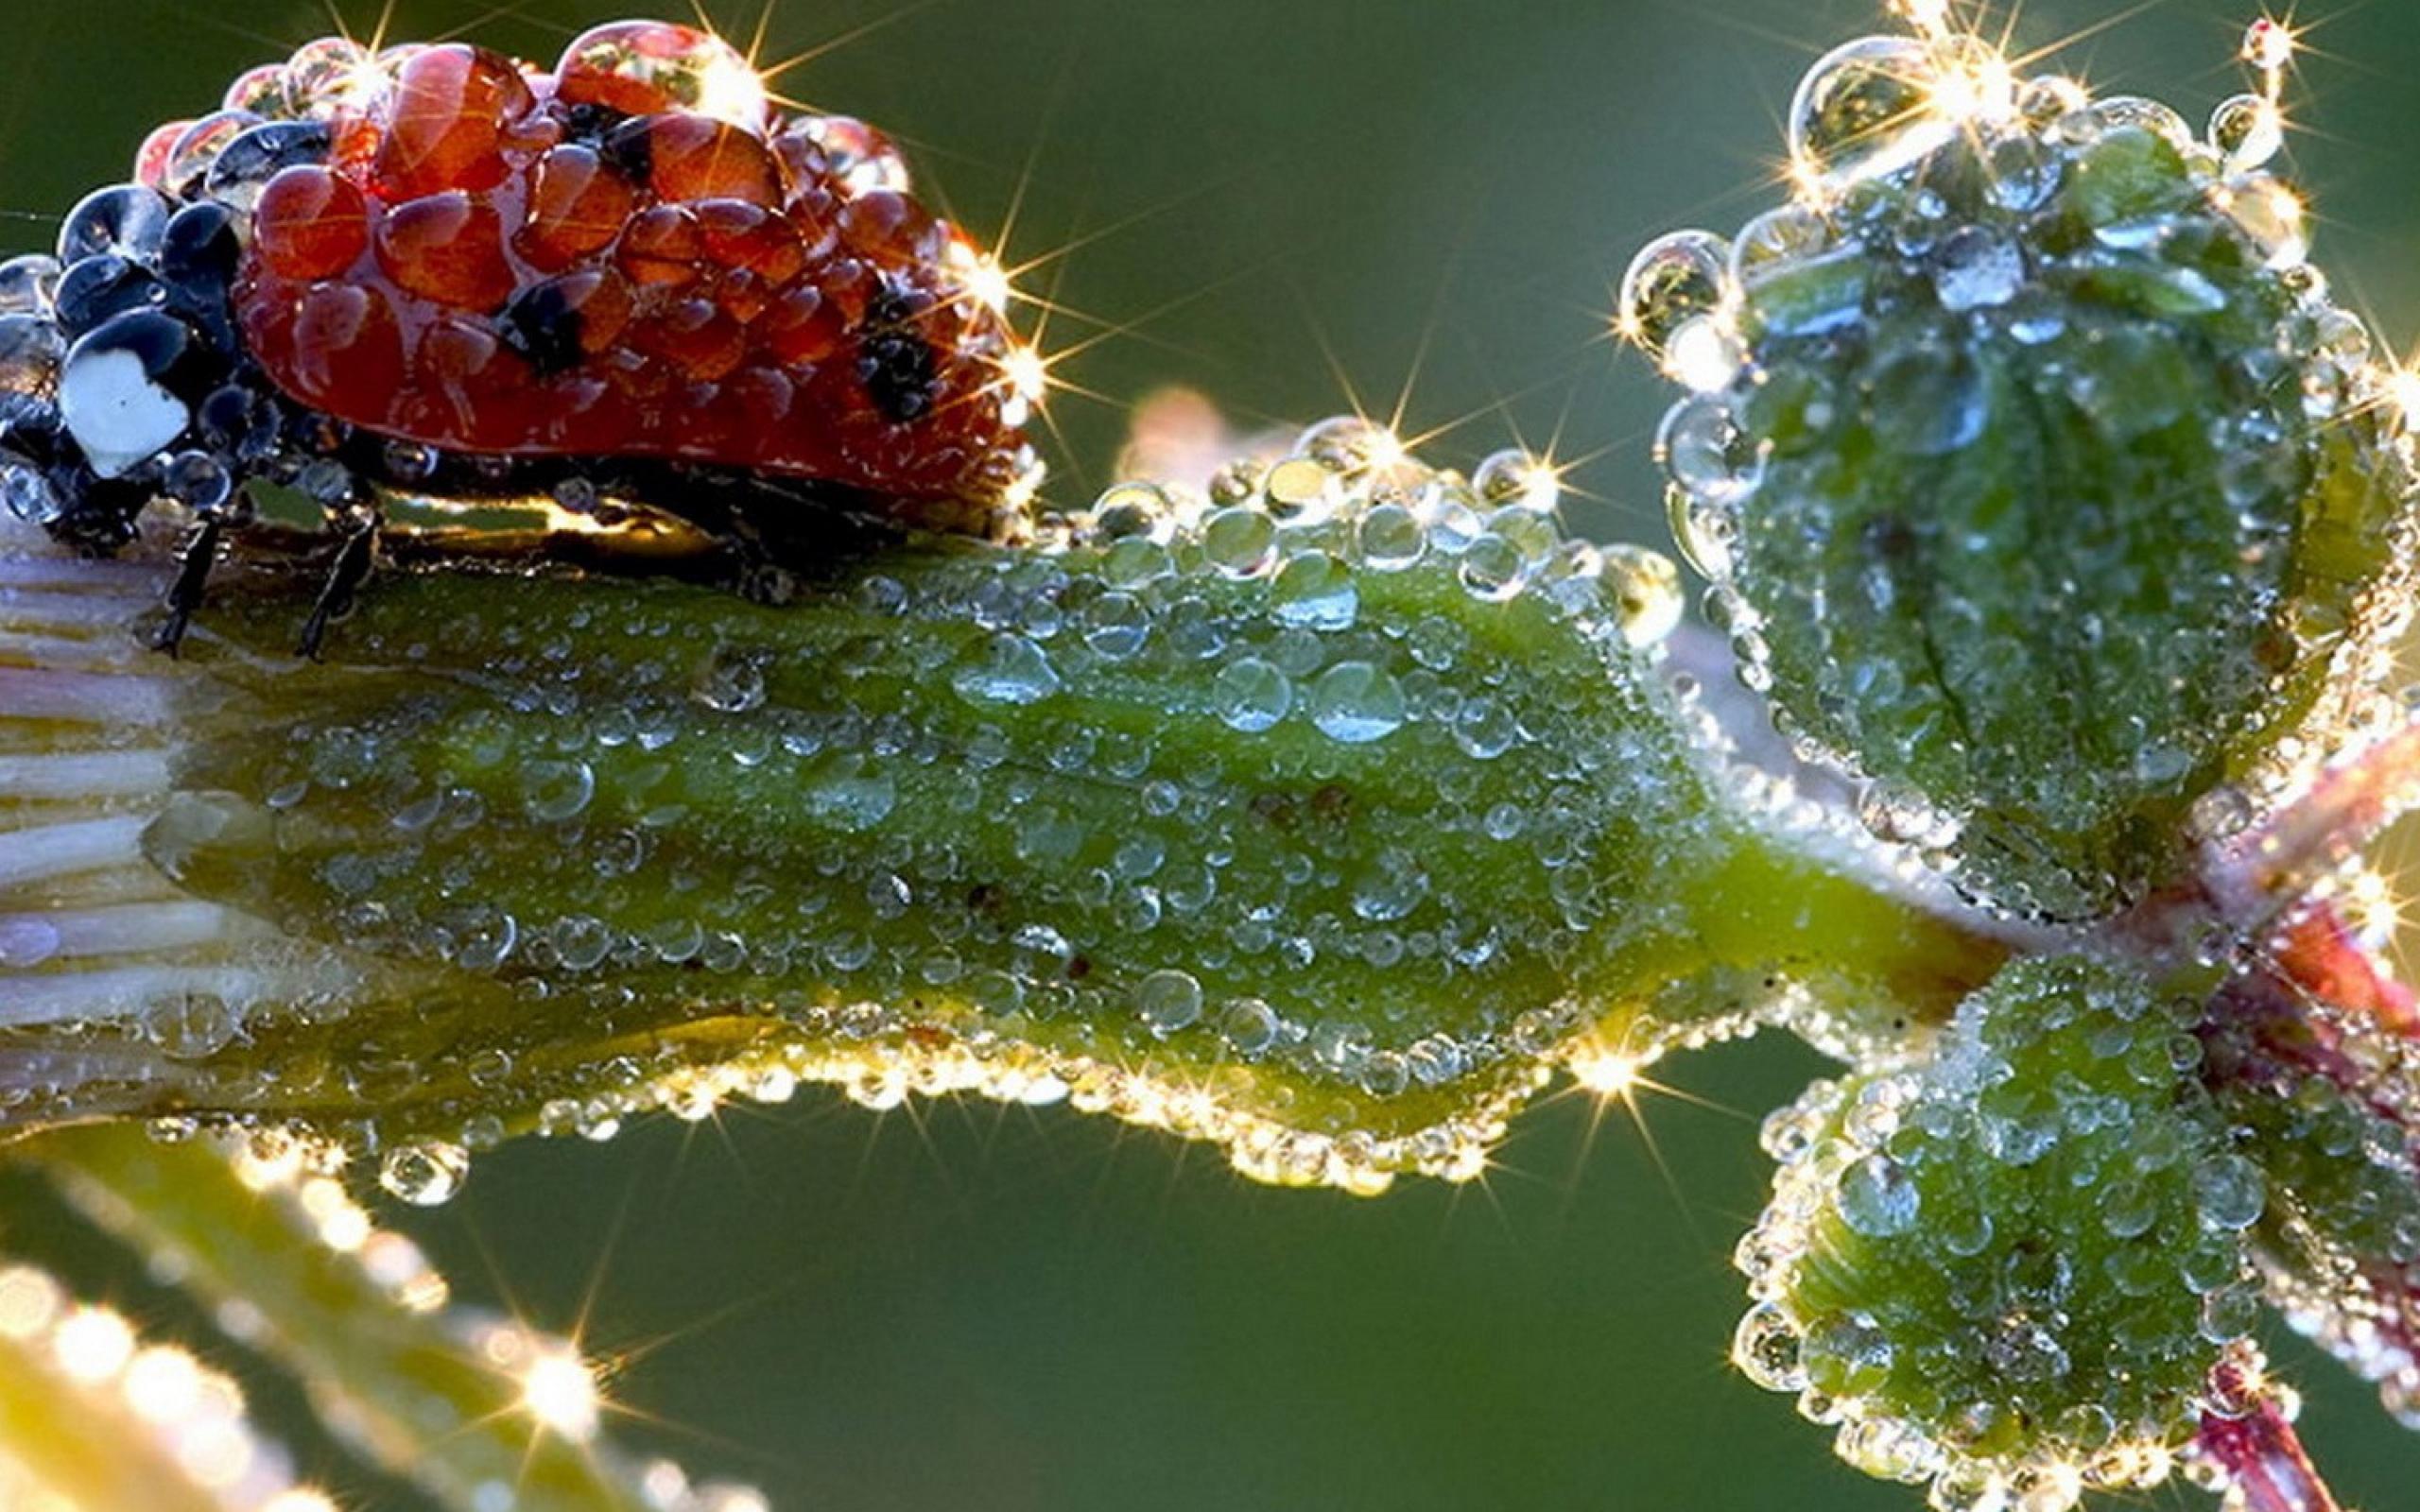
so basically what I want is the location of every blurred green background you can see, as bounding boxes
[8,0,2420,1507]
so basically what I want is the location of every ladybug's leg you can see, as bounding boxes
[149,513,224,655]
[296,515,378,660]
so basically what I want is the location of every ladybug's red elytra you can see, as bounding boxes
[4,21,1045,652]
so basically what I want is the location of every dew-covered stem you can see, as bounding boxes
[0,481,1998,1191]
[21,1123,754,1512]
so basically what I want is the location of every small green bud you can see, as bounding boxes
[1737,954,2244,1504]
[0,441,1995,1194]
[1631,48,2420,919]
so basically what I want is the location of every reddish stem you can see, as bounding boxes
[2198,1361,2344,1512]
[2197,1409,2343,1512]
[2205,716,2420,937]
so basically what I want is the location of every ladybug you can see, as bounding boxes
[0,22,1044,651]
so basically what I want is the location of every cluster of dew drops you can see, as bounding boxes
[1611,3,2377,860]
[339,414,1698,1208]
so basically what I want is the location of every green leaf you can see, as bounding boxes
[1642,117,2419,919]
[1736,952,2250,1505]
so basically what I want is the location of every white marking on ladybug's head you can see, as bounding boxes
[59,347,185,480]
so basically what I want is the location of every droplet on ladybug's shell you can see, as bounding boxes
[158,202,244,297]
[52,255,165,339]
[373,192,515,309]
[614,203,704,286]
[788,115,910,197]
[133,120,192,190]
[285,281,405,405]
[221,63,287,116]
[554,21,768,129]
[372,44,532,200]
[57,185,170,265]
[615,113,785,206]
[419,313,504,397]
[203,122,336,216]
[633,295,747,382]
[839,190,940,262]
[760,281,845,365]
[253,166,372,281]
[693,198,810,284]
[164,111,262,199]
[282,36,381,120]
[516,146,636,271]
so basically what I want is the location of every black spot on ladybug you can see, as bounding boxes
[497,282,587,377]
[856,281,939,425]
[562,101,632,149]
[597,116,655,185]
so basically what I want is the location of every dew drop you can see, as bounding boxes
[2190,1153,2266,1230]
[952,632,1061,706]
[2242,16,2293,74]
[1212,656,1293,733]
[1351,849,1429,922]
[1081,591,1151,660]
[1836,1153,1921,1236]
[378,1141,470,1207]
[2098,1177,2159,1239]
[520,759,595,823]
[799,751,897,831]
[141,994,236,1059]
[1270,551,1357,630]
[1986,133,2062,211]
[1132,969,1203,1036]
[692,647,767,713]
[1201,504,1278,578]
[1618,230,1732,357]
[2219,174,2308,269]
[1662,314,1747,393]
[1355,502,1426,571]
[1666,484,1737,580]
[2208,93,2282,173]
[551,916,614,971]
[1090,480,1173,541]
[1308,662,1407,745]
[1472,448,1559,514]
[1219,997,1280,1056]
[1932,226,2024,312]
[1731,205,1832,285]
[1458,534,1530,602]
[1262,455,1340,525]
[1600,544,1685,647]
[1788,36,1952,191]
[1733,1302,1808,1392]
[1657,395,1767,506]
[0,918,60,968]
